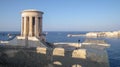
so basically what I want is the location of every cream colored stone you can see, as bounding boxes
[86,32,98,37]
[29,17,33,36]
[72,49,86,59]
[82,43,110,47]
[21,9,43,38]
[53,48,65,56]
[17,36,26,39]
[53,61,62,65]
[22,35,46,42]
[53,43,81,48]
[36,47,47,54]
[72,64,82,67]
[28,37,39,41]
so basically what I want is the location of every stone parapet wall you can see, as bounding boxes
[36,47,86,59]
[0,46,109,67]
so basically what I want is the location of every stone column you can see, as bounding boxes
[26,17,29,36]
[38,17,40,36]
[40,17,42,35]
[23,17,27,36]
[29,17,33,36]
[35,17,39,37]
[23,16,29,36]
[21,17,24,36]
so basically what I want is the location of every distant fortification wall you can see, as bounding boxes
[86,31,120,38]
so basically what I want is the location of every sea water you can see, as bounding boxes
[0,31,120,67]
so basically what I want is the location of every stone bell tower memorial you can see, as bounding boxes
[21,9,43,37]
[9,9,46,47]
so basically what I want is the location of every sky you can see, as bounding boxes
[0,0,120,31]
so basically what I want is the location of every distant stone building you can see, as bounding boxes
[86,31,120,38]
[86,32,98,37]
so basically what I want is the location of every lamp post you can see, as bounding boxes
[78,39,80,49]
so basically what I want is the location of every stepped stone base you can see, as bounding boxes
[8,36,46,47]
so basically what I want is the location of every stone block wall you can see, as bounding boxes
[0,46,109,67]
